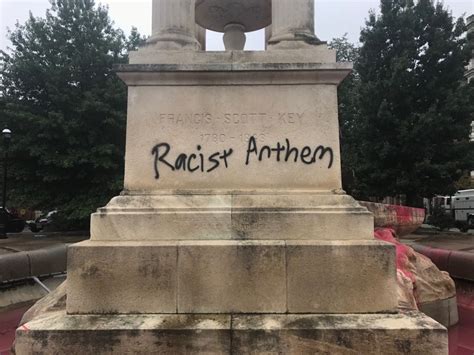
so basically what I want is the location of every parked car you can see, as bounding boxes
[26,210,58,233]
[0,208,26,233]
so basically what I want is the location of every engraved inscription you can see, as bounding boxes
[158,113,212,125]
[200,133,266,143]
[277,113,305,125]
[157,112,304,126]
[151,111,333,181]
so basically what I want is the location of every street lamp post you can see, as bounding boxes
[0,128,11,239]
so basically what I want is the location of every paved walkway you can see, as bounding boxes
[400,228,474,354]
[400,229,474,282]
[401,228,474,252]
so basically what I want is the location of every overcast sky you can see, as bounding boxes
[1,0,473,52]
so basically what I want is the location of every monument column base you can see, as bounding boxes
[90,193,374,241]
[65,239,398,315]
[15,311,447,354]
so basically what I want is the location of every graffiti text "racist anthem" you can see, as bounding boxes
[151,137,334,180]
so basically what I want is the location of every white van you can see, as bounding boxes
[452,190,474,230]
[432,195,452,213]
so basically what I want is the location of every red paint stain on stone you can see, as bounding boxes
[374,228,415,282]
[0,305,30,354]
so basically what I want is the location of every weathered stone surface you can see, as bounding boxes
[15,312,231,354]
[286,240,398,313]
[232,312,448,354]
[374,228,458,326]
[90,194,373,241]
[128,47,337,65]
[67,241,177,314]
[148,0,200,50]
[397,269,418,310]
[360,201,425,236]
[91,194,233,241]
[66,240,397,314]
[115,59,350,193]
[269,0,320,48]
[178,240,286,313]
[412,252,456,304]
[195,0,271,33]
[15,311,447,355]
[19,281,66,325]
[419,296,459,328]
[195,24,206,50]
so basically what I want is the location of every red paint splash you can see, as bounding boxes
[374,228,415,282]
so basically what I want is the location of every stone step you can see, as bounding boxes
[67,240,397,314]
[15,311,447,354]
[90,194,374,241]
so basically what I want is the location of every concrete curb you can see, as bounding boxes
[0,245,67,283]
[412,244,474,282]
[418,296,458,328]
[0,276,66,311]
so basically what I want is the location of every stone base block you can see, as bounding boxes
[90,193,374,241]
[419,296,459,328]
[67,240,397,314]
[15,311,447,354]
[129,47,336,65]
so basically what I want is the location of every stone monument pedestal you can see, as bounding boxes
[15,49,448,355]
[16,312,446,354]
[15,2,448,353]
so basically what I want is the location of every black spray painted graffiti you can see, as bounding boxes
[151,143,233,180]
[151,137,334,180]
[245,137,334,169]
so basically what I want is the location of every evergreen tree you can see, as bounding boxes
[354,0,474,206]
[0,0,144,228]
[329,35,361,194]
